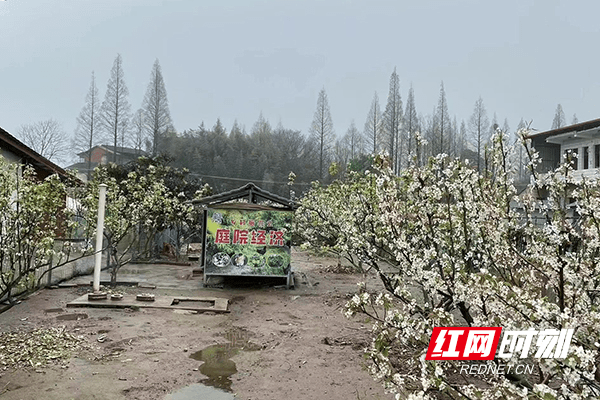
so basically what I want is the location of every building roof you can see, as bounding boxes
[0,125,70,180]
[193,182,298,211]
[526,118,600,141]
[65,161,90,171]
[76,145,148,157]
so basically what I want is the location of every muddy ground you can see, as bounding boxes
[0,250,391,400]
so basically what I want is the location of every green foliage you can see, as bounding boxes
[164,121,320,195]
[347,154,374,174]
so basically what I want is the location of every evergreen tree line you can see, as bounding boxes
[163,116,320,197]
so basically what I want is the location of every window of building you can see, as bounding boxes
[596,145,600,169]
[584,147,589,169]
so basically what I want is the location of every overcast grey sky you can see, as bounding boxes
[1,0,599,166]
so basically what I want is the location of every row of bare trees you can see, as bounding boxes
[309,69,531,180]
[551,103,579,129]
[16,56,173,169]
[17,64,577,188]
[72,55,173,170]
[310,78,587,187]
[293,79,583,184]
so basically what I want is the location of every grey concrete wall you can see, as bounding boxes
[43,252,100,286]
[1,252,104,303]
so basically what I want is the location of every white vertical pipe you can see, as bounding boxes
[93,184,108,292]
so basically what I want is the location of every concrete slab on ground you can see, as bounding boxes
[67,262,202,290]
[66,294,229,313]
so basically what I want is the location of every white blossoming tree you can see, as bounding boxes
[84,156,198,285]
[0,154,201,299]
[0,157,90,303]
[295,130,600,399]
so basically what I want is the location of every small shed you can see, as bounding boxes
[192,183,298,288]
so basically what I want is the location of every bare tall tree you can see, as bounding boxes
[451,116,459,158]
[468,97,490,172]
[403,85,418,166]
[251,112,271,139]
[333,137,350,174]
[343,120,362,160]
[142,59,173,156]
[131,109,146,155]
[458,120,467,160]
[515,117,528,182]
[490,113,499,135]
[309,87,335,179]
[435,81,451,157]
[363,92,383,155]
[500,118,511,154]
[422,111,437,161]
[17,119,69,164]
[73,71,100,179]
[417,123,426,164]
[100,54,131,163]
[382,68,403,173]
[551,104,566,129]
[502,118,510,134]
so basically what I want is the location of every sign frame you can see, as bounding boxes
[202,204,293,287]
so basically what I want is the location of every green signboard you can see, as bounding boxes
[204,207,292,277]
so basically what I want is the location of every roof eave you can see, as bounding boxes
[0,126,80,184]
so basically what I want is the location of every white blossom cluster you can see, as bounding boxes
[295,130,600,399]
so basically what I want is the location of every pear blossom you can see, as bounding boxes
[296,129,600,398]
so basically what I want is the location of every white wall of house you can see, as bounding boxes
[547,129,600,182]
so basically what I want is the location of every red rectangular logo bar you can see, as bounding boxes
[425,327,502,360]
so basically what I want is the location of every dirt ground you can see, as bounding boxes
[0,250,391,400]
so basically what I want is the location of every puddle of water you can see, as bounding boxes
[189,331,260,392]
[165,383,234,400]
[189,344,238,391]
[56,313,88,321]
